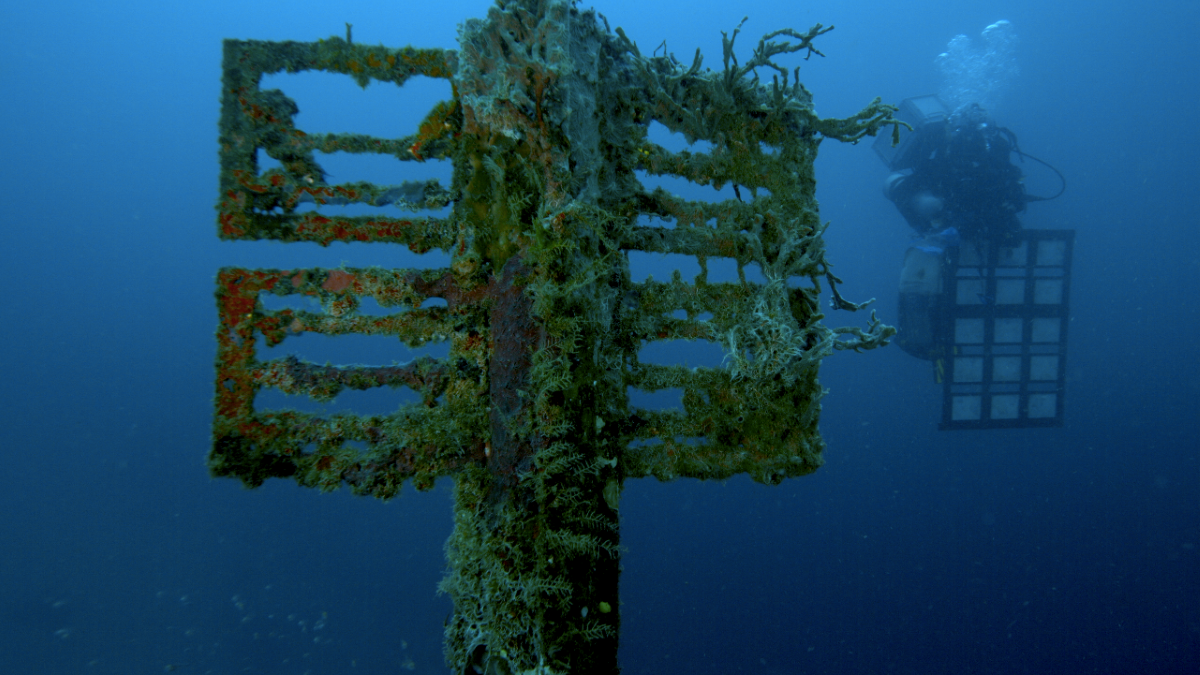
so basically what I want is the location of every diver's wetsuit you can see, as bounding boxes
[885,104,1027,359]
[889,105,1026,241]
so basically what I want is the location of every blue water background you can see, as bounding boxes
[1,0,1197,673]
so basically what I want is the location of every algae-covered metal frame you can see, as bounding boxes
[212,2,897,673]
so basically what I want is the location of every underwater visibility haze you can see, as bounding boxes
[0,0,1197,673]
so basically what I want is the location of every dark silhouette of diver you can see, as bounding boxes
[885,103,1026,244]
[881,102,1062,359]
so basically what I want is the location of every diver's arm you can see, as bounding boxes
[885,171,939,234]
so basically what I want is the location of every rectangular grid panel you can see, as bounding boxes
[940,229,1075,430]
[211,40,485,497]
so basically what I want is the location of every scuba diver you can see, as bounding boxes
[876,99,1063,360]
[874,21,1073,428]
[885,103,1025,244]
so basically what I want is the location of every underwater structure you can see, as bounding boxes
[211,1,898,673]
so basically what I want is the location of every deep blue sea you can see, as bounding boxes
[2,1,1197,673]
